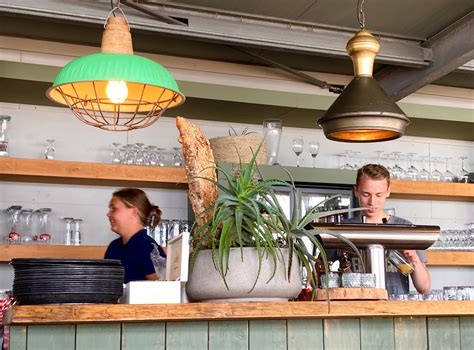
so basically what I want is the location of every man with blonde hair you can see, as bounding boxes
[346,163,431,294]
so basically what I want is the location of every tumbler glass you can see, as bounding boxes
[63,217,74,245]
[0,115,11,157]
[19,209,34,244]
[72,218,82,245]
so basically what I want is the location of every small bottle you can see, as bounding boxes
[72,218,82,245]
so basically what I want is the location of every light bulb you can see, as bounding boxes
[106,80,128,104]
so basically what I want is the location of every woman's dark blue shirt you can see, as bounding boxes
[104,228,165,283]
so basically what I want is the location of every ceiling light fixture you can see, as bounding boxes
[46,1,185,131]
[317,0,410,142]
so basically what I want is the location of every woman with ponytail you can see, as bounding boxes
[105,188,165,283]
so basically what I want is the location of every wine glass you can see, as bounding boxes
[292,138,304,167]
[172,147,183,167]
[391,152,405,179]
[134,143,145,165]
[111,142,122,164]
[406,153,419,180]
[308,141,320,168]
[430,157,443,182]
[156,147,166,167]
[458,156,469,183]
[341,150,354,170]
[418,156,430,181]
[441,157,455,182]
[44,139,55,160]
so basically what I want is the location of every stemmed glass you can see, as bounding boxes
[172,147,183,167]
[458,156,469,183]
[406,153,419,180]
[111,142,122,164]
[134,143,146,165]
[391,152,405,180]
[441,157,455,182]
[122,144,135,165]
[145,146,157,166]
[418,156,430,181]
[308,141,320,168]
[292,138,304,167]
[341,151,354,170]
[44,139,55,160]
[430,157,443,182]
[156,147,166,167]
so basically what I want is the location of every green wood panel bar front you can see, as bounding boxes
[122,323,166,350]
[287,319,324,350]
[209,320,248,350]
[76,324,121,350]
[166,321,208,349]
[460,316,474,349]
[393,317,427,350]
[249,320,287,350]
[360,317,395,350]
[8,326,26,350]
[428,317,461,350]
[27,325,75,350]
[324,318,361,350]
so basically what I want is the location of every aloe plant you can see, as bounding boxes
[191,145,364,301]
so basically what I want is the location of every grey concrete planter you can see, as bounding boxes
[186,247,302,302]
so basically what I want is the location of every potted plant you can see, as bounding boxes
[185,146,363,302]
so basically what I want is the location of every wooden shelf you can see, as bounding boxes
[390,180,474,201]
[4,301,474,325]
[426,251,474,266]
[0,244,106,263]
[0,157,187,189]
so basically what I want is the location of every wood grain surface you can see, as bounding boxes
[4,301,474,325]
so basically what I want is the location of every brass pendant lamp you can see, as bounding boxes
[46,1,185,131]
[317,1,409,142]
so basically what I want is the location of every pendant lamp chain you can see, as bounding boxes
[357,0,366,29]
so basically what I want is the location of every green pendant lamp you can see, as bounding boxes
[46,5,185,131]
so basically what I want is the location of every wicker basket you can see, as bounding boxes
[209,135,267,164]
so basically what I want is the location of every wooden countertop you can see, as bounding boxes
[4,301,474,325]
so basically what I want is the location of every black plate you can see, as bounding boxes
[11,258,121,266]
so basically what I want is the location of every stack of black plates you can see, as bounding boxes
[11,258,124,305]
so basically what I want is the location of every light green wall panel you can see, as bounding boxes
[288,319,324,349]
[166,321,208,349]
[8,326,27,350]
[26,325,75,350]
[249,320,286,350]
[324,318,361,350]
[428,317,461,350]
[394,317,427,350]
[360,317,395,350]
[122,323,165,350]
[460,316,474,350]
[209,320,248,350]
[76,324,121,350]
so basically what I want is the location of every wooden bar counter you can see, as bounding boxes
[4,301,474,349]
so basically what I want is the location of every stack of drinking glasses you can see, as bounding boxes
[110,143,183,167]
[148,219,191,247]
[428,224,474,251]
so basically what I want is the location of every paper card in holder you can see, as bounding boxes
[123,232,190,304]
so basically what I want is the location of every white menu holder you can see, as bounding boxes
[123,231,190,304]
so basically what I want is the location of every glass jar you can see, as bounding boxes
[342,272,362,288]
[6,205,22,244]
[19,209,34,244]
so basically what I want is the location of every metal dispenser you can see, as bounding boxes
[314,223,440,289]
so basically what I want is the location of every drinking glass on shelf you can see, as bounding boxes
[19,209,34,244]
[430,157,443,182]
[308,141,320,168]
[342,150,354,170]
[352,151,361,169]
[263,119,282,165]
[292,138,304,167]
[418,156,430,181]
[44,139,55,160]
[458,156,469,183]
[145,145,157,166]
[375,150,384,165]
[406,153,419,180]
[111,142,122,164]
[172,147,183,167]
[122,144,135,165]
[134,143,146,166]
[441,157,455,182]
[391,152,405,180]
[156,147,166,167]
